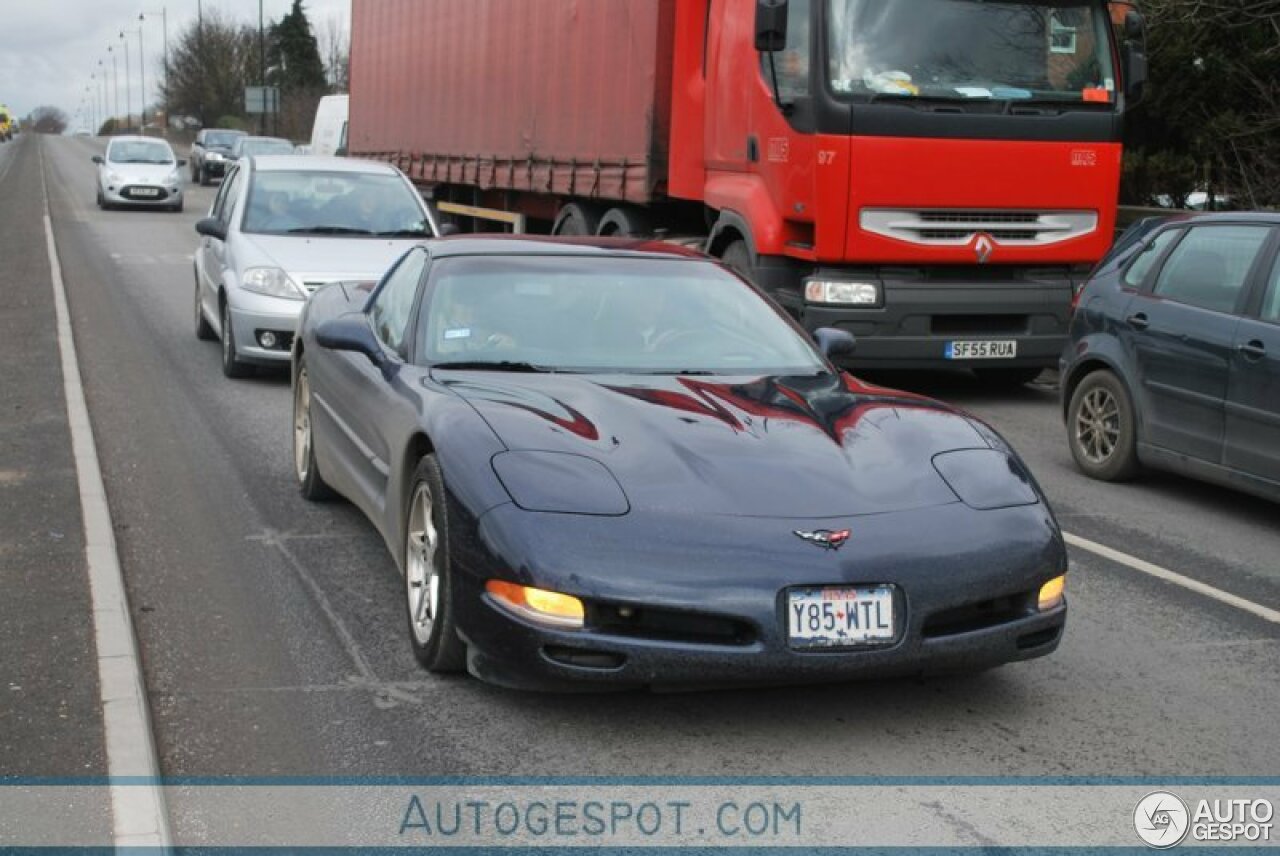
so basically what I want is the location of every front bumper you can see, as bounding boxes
[227,302,302,365]
[102,183,182,207]
[202,158,229,177]
[451,502,1068,691]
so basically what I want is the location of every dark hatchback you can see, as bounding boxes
[1060,213,1280,501]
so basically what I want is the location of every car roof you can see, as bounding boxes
[239,135,291,144]
[107,135,172,146]
[247,155,398,175]
[423,235,712,262]
[1148,211,1280,226]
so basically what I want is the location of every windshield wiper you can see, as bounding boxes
[431,360,554,373]
[287,226,374,235]
[374,228,431,237]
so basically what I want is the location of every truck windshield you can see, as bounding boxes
[828,0,1117,105]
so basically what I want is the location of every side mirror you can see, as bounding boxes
[315,315,387,369]
[814,327,857,361]
[754,0,788,52]
[437,222,461,237]
[194,217,228,241]
[92,155,104,164]
[1122,11,1148,104]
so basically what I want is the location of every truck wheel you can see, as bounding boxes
[1067,369,1140,482]
[597,206,652,238]
[721,240,754,282]
[552,202,603,236]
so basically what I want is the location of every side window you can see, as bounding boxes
[1263,255,1280,323]
[1153,225,1271,314]
[1123,228,1179,288]
[761,0,810,99]
[216,168,243,226]
[369,250,427,357]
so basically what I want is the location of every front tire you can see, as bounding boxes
[199,165,211,186]
[194,283,215,341]
[1067,369,1140,481]
[293,360,337,501]
[219,301,253,379]
[404,456,467,673]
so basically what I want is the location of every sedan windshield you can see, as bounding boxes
[107,141,174,164]
[828,0,1117,104]
[242,170,431,236]
[421,256,827,376]
[205,131,244,148]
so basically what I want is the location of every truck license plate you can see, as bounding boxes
[787,585,896,648]
[946,340,1017,360]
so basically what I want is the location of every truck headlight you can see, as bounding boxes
[805,279,881,306]
[241,267,304,301]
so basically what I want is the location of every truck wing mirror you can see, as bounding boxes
[754,0,789,53]
[1122,11,1148,105]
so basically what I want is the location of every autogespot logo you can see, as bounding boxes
[1135,791,1190,849]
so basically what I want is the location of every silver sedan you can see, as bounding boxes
[192,155,445,378]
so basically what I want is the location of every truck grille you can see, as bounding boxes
[860,209,1097,247]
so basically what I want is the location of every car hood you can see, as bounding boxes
[240,234,423,281]
[439,371,997,519]
[103,162,178,182]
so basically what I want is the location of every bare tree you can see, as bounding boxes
[160,9,258,128]
[30,106,70,135]
[317,14,350,92]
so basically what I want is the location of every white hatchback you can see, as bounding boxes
[93,136,185,212]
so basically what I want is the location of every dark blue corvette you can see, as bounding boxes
[291,237,1067,690]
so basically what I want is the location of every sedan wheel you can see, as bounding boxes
[1067,369,1139,481]
[293,362,336,501]
[219,302,253,379]
[405,456,466,672]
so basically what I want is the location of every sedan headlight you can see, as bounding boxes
[804,279,882,306]
[206,151,223,161]
[165,169,181,186]
[107,171,124,184]
[240,267,305,301]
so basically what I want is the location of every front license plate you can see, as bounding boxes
[945,340,1017,360]
[788,585,896,648]
[131,188,160,197]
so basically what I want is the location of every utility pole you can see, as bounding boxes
[259,0,266,134]
[108,46,120,133]
[197,0,205,128]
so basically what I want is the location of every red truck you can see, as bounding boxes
[350,0,1147,381]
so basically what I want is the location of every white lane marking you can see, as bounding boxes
[1065,532,1280,626]
[39,137,171,848]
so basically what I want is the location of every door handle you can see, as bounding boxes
[1238,340,1267,361]
[1126,313,1149,330]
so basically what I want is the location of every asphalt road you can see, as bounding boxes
[4,135,1278,806]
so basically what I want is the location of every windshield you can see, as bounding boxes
[107,141,174,165]
[828,0,1116,104]
[206,131,244,148]
[240,139,295,156]
[420,256,827,376]
[242,170,432,237]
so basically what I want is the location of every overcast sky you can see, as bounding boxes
[0,0,350,127]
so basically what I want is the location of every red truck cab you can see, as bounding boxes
[675,0,1146,379]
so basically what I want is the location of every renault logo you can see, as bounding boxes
[973,233,995,264]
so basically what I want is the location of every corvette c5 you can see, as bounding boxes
[291,237,1067,690]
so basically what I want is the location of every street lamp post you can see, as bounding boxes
[123,26,145,129]
[119,32,133,132]
[107,47,120,133]
[141,10,168,126]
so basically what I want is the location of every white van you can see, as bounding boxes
[308,94,349,157]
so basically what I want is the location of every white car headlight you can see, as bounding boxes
[804,279,881,306]
[166,169,181,186]
[107,171,124,184]
[241,267,304,301]
[206,151,223,161]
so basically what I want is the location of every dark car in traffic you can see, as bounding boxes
[1061,213,1280,502]
[292,237,1068,690]
[190,128,247,185]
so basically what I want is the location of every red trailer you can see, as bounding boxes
[350,0,1148,378]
